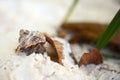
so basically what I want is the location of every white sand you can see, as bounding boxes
[0,37,120,80]
[0,52,120,80]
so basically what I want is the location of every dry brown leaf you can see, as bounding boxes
[79,48,103,67]
[61,22,120,52]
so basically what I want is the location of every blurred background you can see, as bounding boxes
[0,0,119,35]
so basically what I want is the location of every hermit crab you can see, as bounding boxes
[16,29,54,55]
[16,29,77,64]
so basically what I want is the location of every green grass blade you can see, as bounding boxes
[96,9,120,50]
[63,0,79,22]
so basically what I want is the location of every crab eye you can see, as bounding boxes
[32,36,40,42]
[20,29,29,36]
[23,30,29,35]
